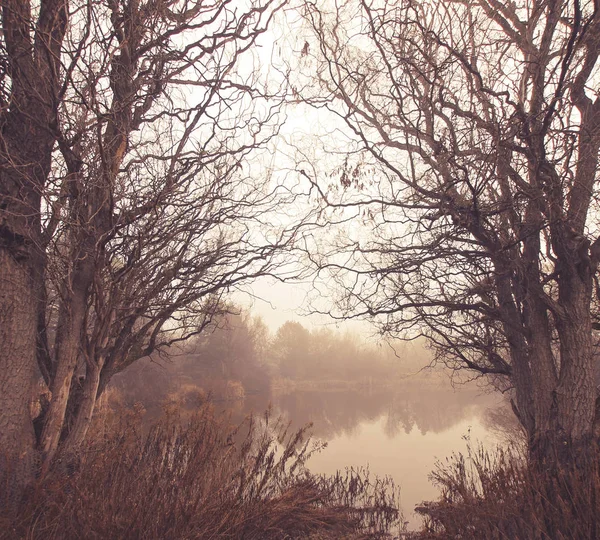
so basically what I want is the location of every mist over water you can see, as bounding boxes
[113,314,510,530]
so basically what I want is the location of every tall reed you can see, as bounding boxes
[414,441,600,539]
[3,403,401,539]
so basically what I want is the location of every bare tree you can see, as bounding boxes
[292,0,600,462]
[0,0,298,501]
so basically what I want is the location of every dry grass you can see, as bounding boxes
[413,442,600,539]
[3,403,401,539]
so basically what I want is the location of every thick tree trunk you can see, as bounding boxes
[0,0,68,493]
[494,260,536,436]
[555,282,596,458]
[525,297,561,459]
[0,249,38,508]
[523,294,559,448]
[0,113,54,506]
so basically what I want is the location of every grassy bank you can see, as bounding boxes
[3,403,401,539]
[411,443,600,539]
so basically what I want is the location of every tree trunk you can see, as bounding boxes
[40,269,91,465]
[0,249,38,508]
[63,358,105,452]
[555,283,596,459]
[525,296,560,459]
[0,0,68,493]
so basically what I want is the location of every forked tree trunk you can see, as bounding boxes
[0,249,38,508]
[0,0,68,494]
[524,253,597,465]
[40,262,92,465]
[63,358,105,452]
[0,115,54,505]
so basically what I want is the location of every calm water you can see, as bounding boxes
[270,379,503,529]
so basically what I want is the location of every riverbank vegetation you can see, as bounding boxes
[413,442,600,539]
[111,311,437,417]
[3,401,401,540]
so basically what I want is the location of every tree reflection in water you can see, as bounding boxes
[271,379,498,441]
[268,380,502,531]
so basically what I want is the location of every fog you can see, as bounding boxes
[111,308,506,528]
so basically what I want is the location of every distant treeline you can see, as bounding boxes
[113,309,434,411]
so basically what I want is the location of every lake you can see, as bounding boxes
[116,362,509,529]
[269,379,505,529]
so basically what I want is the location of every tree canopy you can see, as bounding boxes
[290,0,600,460]
[0,0,300,502]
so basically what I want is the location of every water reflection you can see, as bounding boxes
[272,379,497,440]
[115,360,504,530]
[269,379,501,530]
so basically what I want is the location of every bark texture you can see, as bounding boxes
[0,0,68,498]
[0,250,38,507]
[64,358,104,452]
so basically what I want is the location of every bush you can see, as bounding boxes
[414,442,600,539]
[3,404,401,539]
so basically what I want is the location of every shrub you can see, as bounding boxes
[3,404,401,539]
[414,442,600,539]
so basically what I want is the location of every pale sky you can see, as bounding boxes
[236,275,374,336]
[228,4,384,339]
